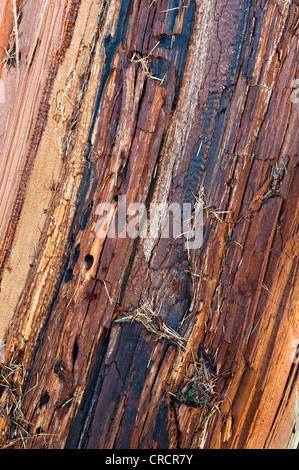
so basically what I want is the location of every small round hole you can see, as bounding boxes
[73,244,80,264]
[84,254,94,270]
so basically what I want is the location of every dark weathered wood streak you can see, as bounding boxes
[1,0,298,449]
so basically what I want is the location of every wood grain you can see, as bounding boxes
[0,0,298,449]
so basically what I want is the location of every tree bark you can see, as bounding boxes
[0,0,298,449]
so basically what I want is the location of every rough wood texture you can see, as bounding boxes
[0,0,298,449]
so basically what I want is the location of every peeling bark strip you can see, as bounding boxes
[0,0,298,449]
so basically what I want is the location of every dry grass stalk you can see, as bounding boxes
[0,352,28,447]
[3,37,17,70]
[115,301,187,349]
[115,302,223,416]
[2,1,22,71]
[12,0,20,81]
[0,352,54,448]
[196,187,232,223]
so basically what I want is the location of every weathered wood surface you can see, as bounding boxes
[0,0,298,449]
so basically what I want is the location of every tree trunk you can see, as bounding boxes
[0,0,298,449]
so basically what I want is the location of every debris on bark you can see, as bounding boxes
[0,0,298,450]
